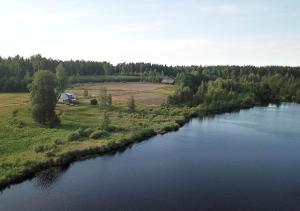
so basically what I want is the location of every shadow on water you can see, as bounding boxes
[24,141,140,191]
[30,141,141,190]
[197,107,245,122]
[32,165,70,191]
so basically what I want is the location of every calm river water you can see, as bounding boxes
[1,103,300,211]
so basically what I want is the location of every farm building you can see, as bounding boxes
[161,78,175,84]
[58,92,79,104]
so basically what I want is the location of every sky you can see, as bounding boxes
[0,0,300,66]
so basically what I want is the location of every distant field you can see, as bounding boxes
[69,82,174,106]
[0,82,174,110]
[0,93,29,108]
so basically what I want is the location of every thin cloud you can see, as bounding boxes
[198,4,240,15]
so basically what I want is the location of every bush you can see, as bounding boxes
[11,109,19,118]
[90,98,98,105]
[89,130,109,139]
[67,131,81,141]
[75,128,85,137]
[67,128,95,142]
[83,128,94,137]
[83,90,89,98]
[127,96,136,112]
[100,111,110,131]
[9,119,25,128]
[53,139,63,145]
[106,125,119,132]
[46,151,55,157]
[34,145,46,153]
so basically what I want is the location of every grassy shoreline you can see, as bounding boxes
[1,80,294,191]
[0,100,256,191]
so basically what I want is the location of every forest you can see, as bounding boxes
[1,54,300,97]
[168,67,300,108]
[0,55,168,91]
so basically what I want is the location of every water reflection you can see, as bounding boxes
[33,165,69,191]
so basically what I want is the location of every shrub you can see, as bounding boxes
[11,109,19,118]
[75,128,85,137]
[89,130,109,139]
[9,119,25,128]
[67,131,81,141]
[83,90,89,98]
[117,111,123,118]
[98,87,108,109]
[100,111,110,131]
[127,96,136,112]
[53,139,63,145]
[107,94,112,107]
[90,98,98,105]
[107,125,118,132]
[46,151,55,157]
[34,145,46,153]
[83,128,94,137]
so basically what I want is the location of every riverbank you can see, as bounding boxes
[0,98,257,190]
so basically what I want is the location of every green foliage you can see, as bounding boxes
[296,90,300,103]
[100,111,110,131]
[34,145,46,153]
[98,87,108,109]
[53,139,63,145]
[11,109,19,118]
[30,70,60,127]
[83,89,89,98]
[89,130,109,139]
[83,128,95,137]
[9,109,25,128]
[75,128,85,137]
[169,70,300,107]
[107,94,112,107]
[56,63,68,95]
[127,96,136,112]
[1,54,300,93]
[67,131,81,142]
[90,98,98,105]
[68,128,95,141]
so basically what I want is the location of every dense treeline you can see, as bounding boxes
[168,68,300,107]
[1,55,300,100]
[0,55,167,91]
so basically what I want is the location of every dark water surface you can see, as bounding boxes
[1,104,300,211]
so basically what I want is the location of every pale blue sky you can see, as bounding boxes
[1,0,300,65]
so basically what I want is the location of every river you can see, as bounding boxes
[1,103,300,211]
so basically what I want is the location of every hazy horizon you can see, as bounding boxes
[1,0,300,66]
[2,54,300,68]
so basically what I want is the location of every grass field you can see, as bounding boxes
[0,82,187,189]
[70,82,174,106]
